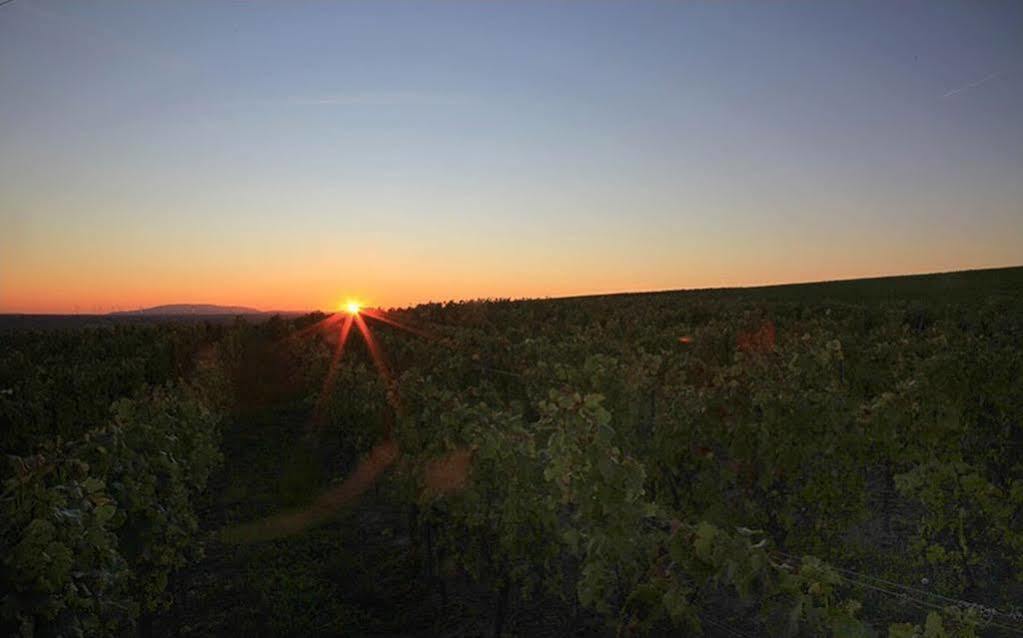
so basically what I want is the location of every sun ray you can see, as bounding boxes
[290,312,343,342]
[353,313,400,419]
[310,313,355,429]
[360,307,436,340]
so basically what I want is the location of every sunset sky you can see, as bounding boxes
[2,1,1021,313]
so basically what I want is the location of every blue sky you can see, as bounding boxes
[1,1,1021,312]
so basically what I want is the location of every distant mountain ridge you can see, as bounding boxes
[109,304,263,316]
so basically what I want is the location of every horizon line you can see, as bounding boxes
[3,263,1020,316]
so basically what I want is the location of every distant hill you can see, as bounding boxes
[109,304,263,316]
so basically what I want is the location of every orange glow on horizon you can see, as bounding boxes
[5,257,1022,315]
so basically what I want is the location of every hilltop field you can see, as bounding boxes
[2,267,1022,637]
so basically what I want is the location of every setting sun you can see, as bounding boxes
[344,300,362,315]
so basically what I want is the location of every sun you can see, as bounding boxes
[343,300,362,315]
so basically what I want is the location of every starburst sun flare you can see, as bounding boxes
[343,300,362,315]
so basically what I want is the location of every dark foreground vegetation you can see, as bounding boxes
[2,267,1022,637]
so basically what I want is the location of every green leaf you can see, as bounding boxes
[693,521,719,561]
[888,623,920,638]
[662,585,692,623]
[923,612,946,638]
[94,504,117,525]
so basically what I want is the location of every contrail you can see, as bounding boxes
[943,72,1001,99]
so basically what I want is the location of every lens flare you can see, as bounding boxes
[220,437,399,543]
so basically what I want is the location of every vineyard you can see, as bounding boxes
[2,267,1022,637]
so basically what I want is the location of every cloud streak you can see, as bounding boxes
[289,91,466,107]
[942,72,1002,99]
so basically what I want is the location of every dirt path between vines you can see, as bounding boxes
[149,397,600,637]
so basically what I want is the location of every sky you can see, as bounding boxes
[1,0,1021,313]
